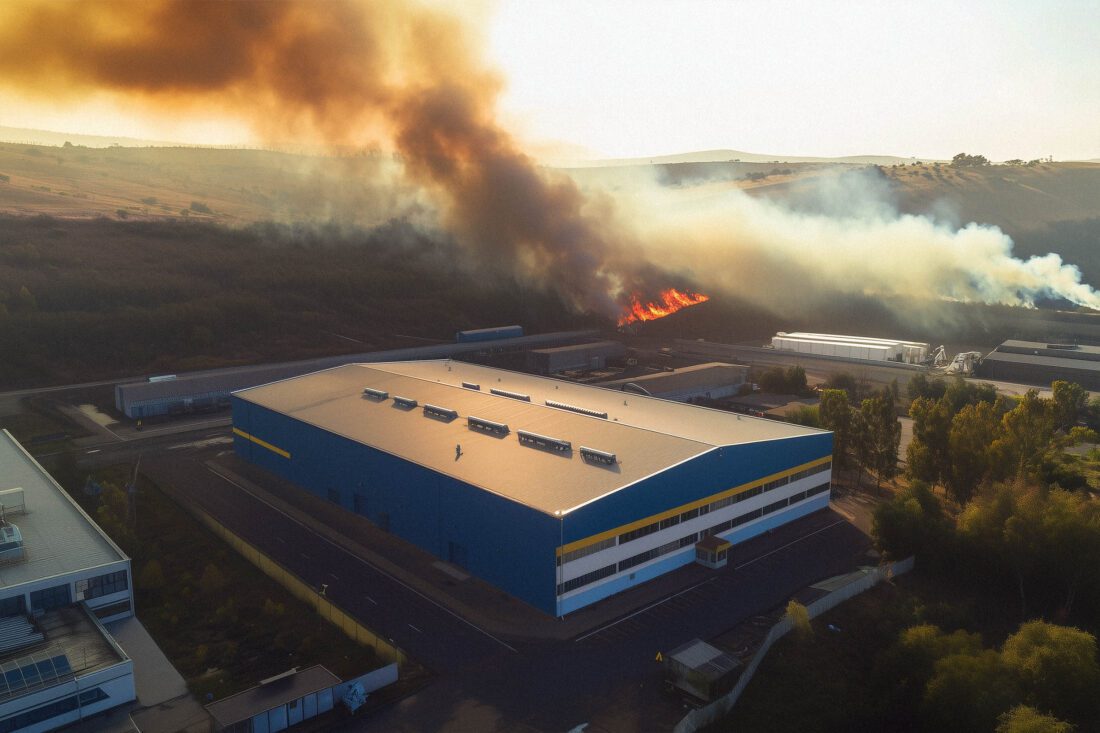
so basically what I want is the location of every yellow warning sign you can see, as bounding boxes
[655,651,663,662]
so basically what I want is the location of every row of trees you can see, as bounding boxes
[876,480,1100,622]
[906,377,1095,505]
[877,620,1098,732]
[818,386,901,488]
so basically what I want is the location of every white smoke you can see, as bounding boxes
[592,167,1100,314]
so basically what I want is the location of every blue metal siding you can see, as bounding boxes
[562,432,832,544]
[232,397,560,613]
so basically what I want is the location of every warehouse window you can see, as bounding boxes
[762,498,789,516]
[807,482,830,497]
[619,521,661,545]
[557,564,616,595]
[0,595,24,617]
[79,570,128,600]
[558,536,616,566]
[30,584,71,612]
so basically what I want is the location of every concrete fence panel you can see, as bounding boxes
[674,557,914,733]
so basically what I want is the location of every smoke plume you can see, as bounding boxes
[1,1,1099,323]
[0,0,648,315]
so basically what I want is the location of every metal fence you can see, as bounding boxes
[673,556,915,733]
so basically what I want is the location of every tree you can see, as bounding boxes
[922,650,1019,732]
[786,599,811,638]
[1002,621,1100,722]
[138,559,166,592]
[1052,380,1087,432]
[819,389,853,468]
[784,365,807,395]
[872,482,948,561]
[994,391,1055,478]
[861,391,900,488]
[947,401,998,505]
[907,397,952,487]
[996,705,1075,733]
[200,563,227,595]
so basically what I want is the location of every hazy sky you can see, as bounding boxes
[488,0,1100,161]
[2,0,1097,161]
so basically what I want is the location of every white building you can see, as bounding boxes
[0,430,135,731]
[771,332,929,364]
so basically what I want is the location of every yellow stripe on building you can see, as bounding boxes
[557,455,830,556]
[232,427,291,459]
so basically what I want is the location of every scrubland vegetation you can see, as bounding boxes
[0,215,598,388]
[728,375,1100,732]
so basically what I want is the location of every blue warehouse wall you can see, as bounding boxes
[232,397,561,613]
[563,432,833,544]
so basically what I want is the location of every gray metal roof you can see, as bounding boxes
[0,431,127,590]
[668,638,741,677]
[206,665,339,726]
[599,363,747,394]
[1000,339,1100,355]
[529,341,625,355]
[982,350,1100,373]
[234,361,825,516]
[116,330,597,407]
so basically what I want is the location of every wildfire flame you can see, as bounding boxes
[618,288,710,327]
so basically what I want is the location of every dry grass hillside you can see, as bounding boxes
[0,142,402,225]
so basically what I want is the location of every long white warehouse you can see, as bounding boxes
[771,332,929,363]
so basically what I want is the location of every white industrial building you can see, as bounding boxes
[0,430,135,731]
[771,332,929,364]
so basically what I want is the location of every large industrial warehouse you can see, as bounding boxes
[978,340,1100,389]
[231,361,833,616]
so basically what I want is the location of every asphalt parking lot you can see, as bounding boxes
[143,441,872,732]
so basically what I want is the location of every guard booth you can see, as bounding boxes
[694,535,731,569]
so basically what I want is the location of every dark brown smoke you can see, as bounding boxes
[0,0,653,315]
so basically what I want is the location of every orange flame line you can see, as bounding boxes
[618,288,710,326]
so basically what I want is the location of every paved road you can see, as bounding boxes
[143,445,869,732]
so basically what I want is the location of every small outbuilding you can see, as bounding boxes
[664,638,742,701]
[694,535,731,569]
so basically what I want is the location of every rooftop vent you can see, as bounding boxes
[545,399,608,419]
[0,523,24,563]
[517,430,572,453]
[462,382,481,391]
[580,446,617,465]
[490,388,531,402]
[467,416,509,436]
[0,488,26,516]
[424,404,458,421]
[362,387,388,400]
[393,396,418,409]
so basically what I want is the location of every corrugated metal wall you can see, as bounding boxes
[562,432,833,544]
[231,397,561,613]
